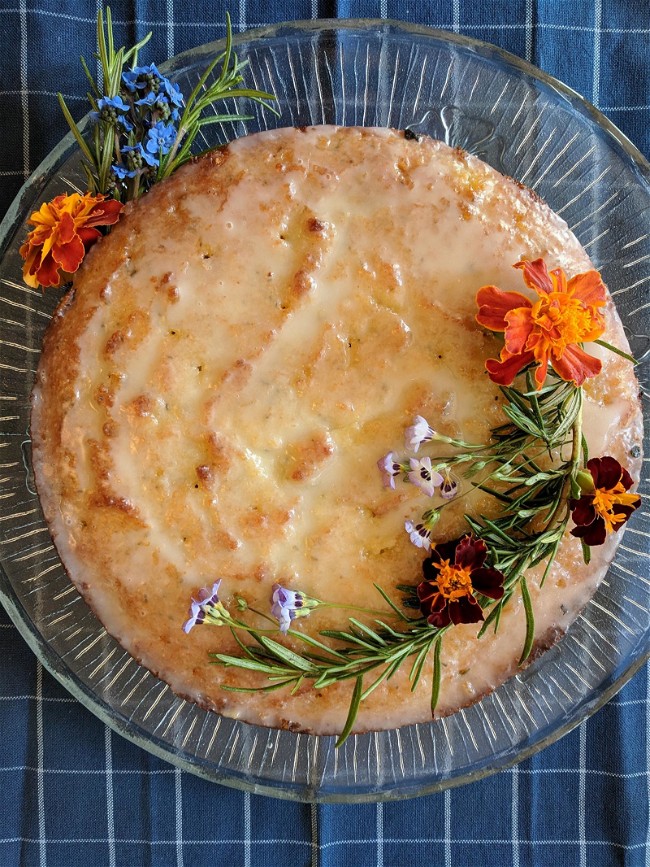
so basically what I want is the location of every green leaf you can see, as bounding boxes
[430,637,443,716]
[256,636,316,672]
[594,338,637,364]
[335,676,363,747]
[518,577,535,665]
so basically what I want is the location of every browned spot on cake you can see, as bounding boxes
[307,217,328,233]
[195,464,214,485]
[125,394,156,418]
[89,492,138,513]
[220,357,253,391]
[205,432,234,474]
[95,383,115,408]
[103,420,117,438]
[286,431,335,481]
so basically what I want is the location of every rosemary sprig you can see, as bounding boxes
[212,614,446,745]
[208,370,585,743]
[57,8,276,201]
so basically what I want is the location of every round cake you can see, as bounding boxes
[31,126,642,735]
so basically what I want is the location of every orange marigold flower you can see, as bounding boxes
[19,192,123,290]
[417,535,505,628]
[569,456,640,546]
[475,259,606,389]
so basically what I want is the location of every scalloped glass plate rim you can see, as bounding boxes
[0,18,648,803]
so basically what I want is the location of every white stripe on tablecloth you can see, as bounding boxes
[19,0,29,178]
[444,789,452,867]
[239,0,246,32]
[166,0,174,58]
[593,0,602,106]
[310,804,319,867]
[525,0,534,62]
[95,0,104,90]
[579,722,587,867]
[105,727,116,867]
[175,768,184,867]
[376,802,384,867]
[512,765,520,867]
[244,790,251,867]
[36,663,47,867]
[452,0,460,33]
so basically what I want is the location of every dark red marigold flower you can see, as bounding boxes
[417,535,505,628]
[570,456,640,546]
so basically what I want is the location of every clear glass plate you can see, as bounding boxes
[0,19,648,803]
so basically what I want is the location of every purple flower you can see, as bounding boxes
[408,457,444,497]
[183,580,229,633]
[145,121,177,155]
[405,415,436,452]
[404,520,432,550]
[377,451,405,489]
[440,468,459,500]
[271,583,319,633]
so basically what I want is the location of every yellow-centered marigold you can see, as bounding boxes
[476,258,606,389]
[19,192,122,290]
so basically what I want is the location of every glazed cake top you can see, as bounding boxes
[31,126,641,734]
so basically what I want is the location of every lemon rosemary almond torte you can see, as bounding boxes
[31,126,642,737]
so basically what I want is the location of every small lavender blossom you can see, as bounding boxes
[404,520,432,550]
[183,580,230,633]
[271,583,319,633]
[440,469,459,500]
[408,456,444,497]
[377,451,405,489]
[405,415,437,452]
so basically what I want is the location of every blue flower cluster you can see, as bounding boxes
[92,63,184,192]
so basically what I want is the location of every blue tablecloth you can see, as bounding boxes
[1,1,649,865]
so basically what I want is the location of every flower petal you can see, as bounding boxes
[449,596,484,625]
[87,198,123,227]
[485,350,535,386]
[515,258,554,296]
[77,226,103,247]
[52,233,85,274]
[567,269,607,309]
[470,567,505,600]
[454,535,487,571]
[569,495,597,527]
[427,607,452,629]
[34,254,64,288]
[551,343,602,386]
[571,517,607,546]
[503,306,534,354]
[587,456,622,491]
[476,285,532,331]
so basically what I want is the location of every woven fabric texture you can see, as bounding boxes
[0,1,648,865]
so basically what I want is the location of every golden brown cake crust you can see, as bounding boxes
[31,126,642,734]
